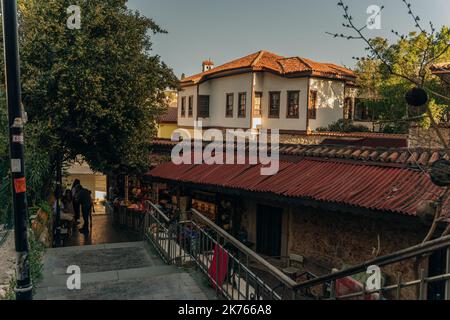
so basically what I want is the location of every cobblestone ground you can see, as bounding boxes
[35,241,217,300]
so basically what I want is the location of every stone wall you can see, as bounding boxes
[289,206,430,299]
[409,125,450,149]
[279,134,327,145]
[0,230,15,299]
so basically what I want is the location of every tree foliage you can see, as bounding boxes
[316,119,370,133]
[355,29,450,129]
[0,0,177,222]
[18,0,177,175]
[330,0,450,135]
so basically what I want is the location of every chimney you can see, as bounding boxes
[202,59,214,72]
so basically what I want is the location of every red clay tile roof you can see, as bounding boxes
[147,159,448,217]
[202,60,214,66]
[158,107,178,123]
[181,50,356,85]
[310,132,407,140]
[431,62,450,74]
[150,138,449,168]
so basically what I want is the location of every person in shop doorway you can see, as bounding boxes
[76,186,94,234]
[71,179,82,224]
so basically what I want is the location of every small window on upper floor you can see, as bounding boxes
[198,95,210,118]
[287,91,300,119]
[181,97,186,117]
[226,93,234,118]
[269,92,280,118]
[254,92,262,117]
[188,96,194,117]
[238,93,246,118]
[344,97,353,120]
[308,90,317,120]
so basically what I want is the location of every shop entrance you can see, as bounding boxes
[256,205,283,257]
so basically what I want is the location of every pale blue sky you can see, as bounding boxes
[126,0,450,78]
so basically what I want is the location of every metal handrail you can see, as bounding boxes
[190,208,298,289]
[143,201,450,300]
[293,235,450,291]
[178,218,283,300]
[146,201,170,222]
[143,202,296,300]
[334,272,450,300]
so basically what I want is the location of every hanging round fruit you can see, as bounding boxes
[430,159,450,187]
[405,87,428,117]
[405,87,428,106]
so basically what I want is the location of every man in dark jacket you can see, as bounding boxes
[75,187,93,233]
[71,179,82,222]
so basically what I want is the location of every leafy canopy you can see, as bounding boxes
[19,0,178,175]
[355,28,450,130]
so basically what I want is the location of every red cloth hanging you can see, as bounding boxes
[208,244,229,289]
[335,277,379,300]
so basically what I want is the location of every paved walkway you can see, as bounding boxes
[66,214,141,247]
[35,241,217,300]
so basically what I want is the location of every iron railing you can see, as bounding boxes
[292,235,450,300]
[143,201,298,300]
[141,200,450,300]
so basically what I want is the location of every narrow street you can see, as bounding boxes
[35,208,217,300]
[66,214,141,247]
[35,241,216,300]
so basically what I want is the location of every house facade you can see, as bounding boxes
[178,51,357,134]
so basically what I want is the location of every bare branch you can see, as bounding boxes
[402,0,427,35]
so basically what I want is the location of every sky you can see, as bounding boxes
[126,0,450,78]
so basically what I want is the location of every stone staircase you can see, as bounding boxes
[35,241,216,300]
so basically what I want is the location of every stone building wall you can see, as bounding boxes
[408,125,450,149]
[239,197,431,299]
[289,206,430,299]
[279,134,327,145]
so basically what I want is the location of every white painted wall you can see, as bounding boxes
[345,86,358,99]
[200,73,252,128]
[256,73,308,132]
[178,72,349,132]
[308,78,345,131]
[177,85,197,128]
[178,74,252,129]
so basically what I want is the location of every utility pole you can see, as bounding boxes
[1,0,33,300]
[54,156,62,247]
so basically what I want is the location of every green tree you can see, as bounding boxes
[0,0,177,219]
[18,0,177,176]
[355,30,450,131]
[331,1,450,140]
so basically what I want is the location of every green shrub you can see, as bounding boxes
[316,119,371,133]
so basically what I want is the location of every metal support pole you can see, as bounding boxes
[1,0,32,300]
[419,269,426,300]
[445,247,450,300]
[54,157,62,247]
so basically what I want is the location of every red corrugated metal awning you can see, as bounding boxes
[147,159,447,217]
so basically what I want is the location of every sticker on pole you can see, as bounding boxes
[14,177,27,194]
[11,117,24,128]
[11,159,21,173]
[12,134,24,144]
